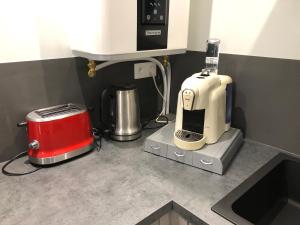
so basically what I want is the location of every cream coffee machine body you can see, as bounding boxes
[174,73,232,150]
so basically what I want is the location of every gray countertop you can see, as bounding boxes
[0,132,279,225]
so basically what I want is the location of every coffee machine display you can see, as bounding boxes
[101,85,142,141]
[174,73,232,150]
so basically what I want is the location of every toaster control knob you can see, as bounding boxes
[28,140,40,150]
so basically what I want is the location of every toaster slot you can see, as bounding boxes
[35,104,82,118]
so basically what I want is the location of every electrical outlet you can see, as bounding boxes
[134,62,156,79]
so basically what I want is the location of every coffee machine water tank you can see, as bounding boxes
[69,0,190,60]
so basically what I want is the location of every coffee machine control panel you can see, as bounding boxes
[182,89,195,110]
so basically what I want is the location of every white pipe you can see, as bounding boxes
[152,74,165,101]
[94,58,168,116]
[165,62,172,115]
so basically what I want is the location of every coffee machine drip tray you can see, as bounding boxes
[175,130,203,142]
[144,122,243,175]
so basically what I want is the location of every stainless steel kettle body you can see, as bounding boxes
[101,85,142,141]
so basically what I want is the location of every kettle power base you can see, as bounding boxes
[144,123,243,175]
[111,131,142,141]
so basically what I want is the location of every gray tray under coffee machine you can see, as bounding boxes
[144,123,243,175]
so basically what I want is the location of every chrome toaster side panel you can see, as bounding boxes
[29,144,94,165]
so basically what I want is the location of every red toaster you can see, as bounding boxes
[20,103,94,165]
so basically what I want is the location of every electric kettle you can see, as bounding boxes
[101,85,142,141]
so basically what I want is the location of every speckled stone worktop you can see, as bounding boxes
[0,132,279,225]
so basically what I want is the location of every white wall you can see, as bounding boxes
[0,0,73,63]
[187,0,212,52]
[188,0,300,60]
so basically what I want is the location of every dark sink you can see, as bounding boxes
[212,154,300,225]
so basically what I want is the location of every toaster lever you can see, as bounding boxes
[17,121,27,127]
[28,140,40,150]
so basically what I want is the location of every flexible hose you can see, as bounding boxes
[165,62,172,115]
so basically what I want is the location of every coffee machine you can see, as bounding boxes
[143,39,243,174]
[174,72,232,150]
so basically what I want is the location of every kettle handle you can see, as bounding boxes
[100,88,116,132]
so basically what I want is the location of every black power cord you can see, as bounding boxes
[142,115,169,130]
[2,151,42,176]
[92,128,102,152]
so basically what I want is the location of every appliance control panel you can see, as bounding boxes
[142,0,167,25]
[182,89,195,110]
[137,0,169,51]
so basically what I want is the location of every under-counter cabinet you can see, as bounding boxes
[149,210,196,225]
